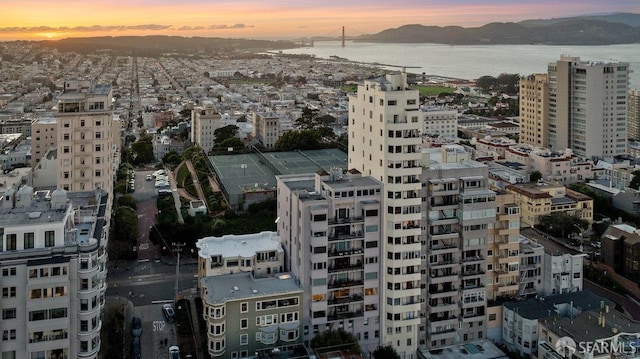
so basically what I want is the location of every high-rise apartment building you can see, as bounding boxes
[486,190,520,301]
[0,187,109,359]
[56,80,120,196]
[548,56,629,159]
[276,169,382,353]
[519,74,548,148]
[422,146,493,348]
[629,89,640,141]
[348,72,422,357]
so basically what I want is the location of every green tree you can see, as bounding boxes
[113,206,139,244]
[496,73,520,93]
[131,135,154,165]
[219,137,244,149]
[536,213,589,239]
[295,106,320,129]
[475,75,497,91]
[372,345,401,359]
[214,125,240,147]
[275,129,322,151]
[311,329,360,354]
[162,151,182,165]
[629,170,640,190]
[117,194,137,210]
[530,170,543,183]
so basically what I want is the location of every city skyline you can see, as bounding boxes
[2,0,638,41]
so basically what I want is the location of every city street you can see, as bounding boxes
[106,168,200,359]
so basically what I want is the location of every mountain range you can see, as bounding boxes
[354,12,640,45]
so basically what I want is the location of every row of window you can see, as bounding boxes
[29,265,68,279]
[1,231,55,251]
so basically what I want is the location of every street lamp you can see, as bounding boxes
[173,242,185,302]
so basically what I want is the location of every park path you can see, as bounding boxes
[185,160,208,212]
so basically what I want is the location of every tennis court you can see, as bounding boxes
[208,149,347,208]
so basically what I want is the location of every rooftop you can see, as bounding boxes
[541,309,640,345]
[201,272,302,304]
[418,340,507,359]
[196,231,283,259]
[504,290,613,320]
[521,228,584,257]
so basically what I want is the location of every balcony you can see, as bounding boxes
[328,231,364,241]
[328,217,364,225]
[430,259,457,269]
[429,303,458,313]
[328,294,363,306]
[327,310,364,321]
[429,328,456,341]
[328,279,364,289]
[462,269,485,277]
[461,255,483,264]
[328,248,364,258]
[328,262,363,273]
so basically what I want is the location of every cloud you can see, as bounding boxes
[177,25,205,31]
[0,24,171,33]
[206,24,254,30]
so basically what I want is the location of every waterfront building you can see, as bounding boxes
[519,74,549,148]
[548,56,629,159]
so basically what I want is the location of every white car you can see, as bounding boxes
[168,346,180,359]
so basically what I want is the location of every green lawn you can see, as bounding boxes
[412,85,454,96]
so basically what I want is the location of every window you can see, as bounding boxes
[241,302,248,313]
[2,287,16,298]
[240,334,248,345]
[2,308,16,320]
[44,231,55,247]
[2,351,16,359]
[2,329,16,341]
[6,234,16,251]
[2,267,16,276]
[240,318,248,329]
[24,232,35,249]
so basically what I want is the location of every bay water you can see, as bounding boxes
[280,41,640,89]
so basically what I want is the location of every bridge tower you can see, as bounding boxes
[342,26,345,48]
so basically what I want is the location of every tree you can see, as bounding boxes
[311,329,360,354]
[117,194,137,210]
[530,170,543,183]
[295,106,320,129]
[275,130,322,151]
[219,137,244,149]
[214,125,240,147]
[162,151,182,165]
[113,206,139,244]
[476,75,497,91]
[536,213,589,239]
[372,345,401,359]
[629,170,640,190]
[131,135,154,165]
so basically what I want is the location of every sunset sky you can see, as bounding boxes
[2,0,638,41]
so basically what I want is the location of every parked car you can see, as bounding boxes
[131,316,142,337]
[146,174,152,181]
[132,337,141,359]
[168,345,180,359]
[162,303,175,322]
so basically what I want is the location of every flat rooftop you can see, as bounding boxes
[418,340,507,359]
[201,272,302,304]
[196,231,283,259]
[504,290,613,320]
[521,228,584,256]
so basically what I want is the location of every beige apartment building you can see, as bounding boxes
[629,89,640,141]
[548,56,629,159]
[252,112,280,149]
[191,101,222,153]
[486,190,520,302]
[56,80,120,196]
[30,117,57,168]
[506,182,593,227]
[348,72,422,357]
[519,73,549,148]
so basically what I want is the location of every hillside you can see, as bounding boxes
[38,36,299,56]
[356,14,640,45]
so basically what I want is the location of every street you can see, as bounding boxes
[106,168,200,359]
